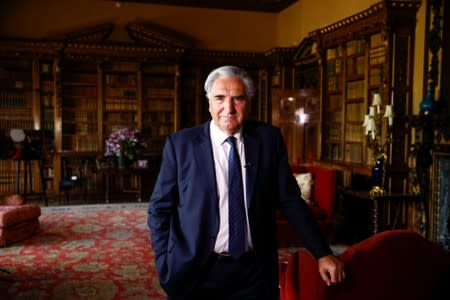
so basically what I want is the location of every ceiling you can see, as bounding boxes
[111,0,298,12]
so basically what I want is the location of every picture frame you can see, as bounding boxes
[430,148,450,249]
[96,157,116,170]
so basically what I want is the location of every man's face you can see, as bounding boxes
[208,76,248,136]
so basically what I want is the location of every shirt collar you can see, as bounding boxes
[210,121,243,147]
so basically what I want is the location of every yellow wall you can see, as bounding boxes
[276,0,378,47]
[0,0,426,110]
[0,0,277,51]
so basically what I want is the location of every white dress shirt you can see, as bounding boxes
[210,121,253,254]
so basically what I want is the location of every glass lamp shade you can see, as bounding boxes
[420,91,437,114]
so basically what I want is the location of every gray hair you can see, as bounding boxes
[204,65,255,100]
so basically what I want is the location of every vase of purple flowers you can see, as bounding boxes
[104,127,146,168]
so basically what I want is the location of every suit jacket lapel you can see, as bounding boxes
[243,129,259,208]
[196,121,218,203]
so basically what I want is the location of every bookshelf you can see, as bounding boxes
[36,58,58,192]
[0,24,271,200]
[0,57,32,195]
[0,57,34,131]
[102,62,140,139]
[61,60,99,153]
[310,0,421,191]
[141,63,179,153]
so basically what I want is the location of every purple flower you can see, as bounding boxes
[104,128,147,161]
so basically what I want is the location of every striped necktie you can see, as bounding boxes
[226,136,246,259]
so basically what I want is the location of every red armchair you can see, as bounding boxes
[277,164,337,247]
[281,230,450,300]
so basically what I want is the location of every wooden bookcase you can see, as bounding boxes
[102,62,140,140]
[0,57,34,131]
[0,23,274,200]
[310,0,421,191]
[141,63,179,153]
[0,56,57,195]
[61,60,99,153]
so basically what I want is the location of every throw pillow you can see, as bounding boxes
[294,173,315,204]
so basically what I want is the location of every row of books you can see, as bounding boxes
[63,72,97,84]
[345,123,364,142]
[326,47,343,59]
[325,124,341,140]
[143,99,174,111]
[344,143,363,164]
[105,74,137,86]
[104,112,137,123]
[326,111,343,123]
[327,59,342,74]
[346,80,365,100]
[143,125,173,136]
[345,102,365,123]
[0,161,44,194]
[323,143,342,161]
[369,67,383,86]
[143,111,174,123]
[346,40,366,56]
[105,87,137,98]
[62,135,99,152]
[62,121,98,134]
[104,100,138,111]
[346,56,366,77]
[62,98,98,110]
[145,87,174,98]
[63,85,97,97]
[0,92,32,107]
[327,94,343,110]
[327,75,342,92]
[369,46,386,65]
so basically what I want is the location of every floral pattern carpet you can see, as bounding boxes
[0,203,166,300]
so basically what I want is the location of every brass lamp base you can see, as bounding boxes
[370,186,385,196]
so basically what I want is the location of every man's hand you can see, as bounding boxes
[318,255,345,286]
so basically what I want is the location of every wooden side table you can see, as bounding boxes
[337,189,423,242]
[99,166,148,203]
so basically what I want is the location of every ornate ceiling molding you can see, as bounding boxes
[126,22,196,48]
[108,0,298,12]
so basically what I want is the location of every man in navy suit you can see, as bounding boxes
[148,65,345,300]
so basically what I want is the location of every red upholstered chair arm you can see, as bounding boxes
[283,230,450,300]
[284,248,325,300]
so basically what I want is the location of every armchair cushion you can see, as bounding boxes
[294,172,314,204]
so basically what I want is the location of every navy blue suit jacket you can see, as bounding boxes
[148,120,331,298]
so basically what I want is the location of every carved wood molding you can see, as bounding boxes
[108,0,298,13]
[126,22,196,48]
[309,0,421,48]
[0,40,63,57]
[51,23,115,43]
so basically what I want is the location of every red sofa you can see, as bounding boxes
[277,164,337,247]
[281,230,450,300]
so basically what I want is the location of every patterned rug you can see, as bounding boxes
[0,203,166,300]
